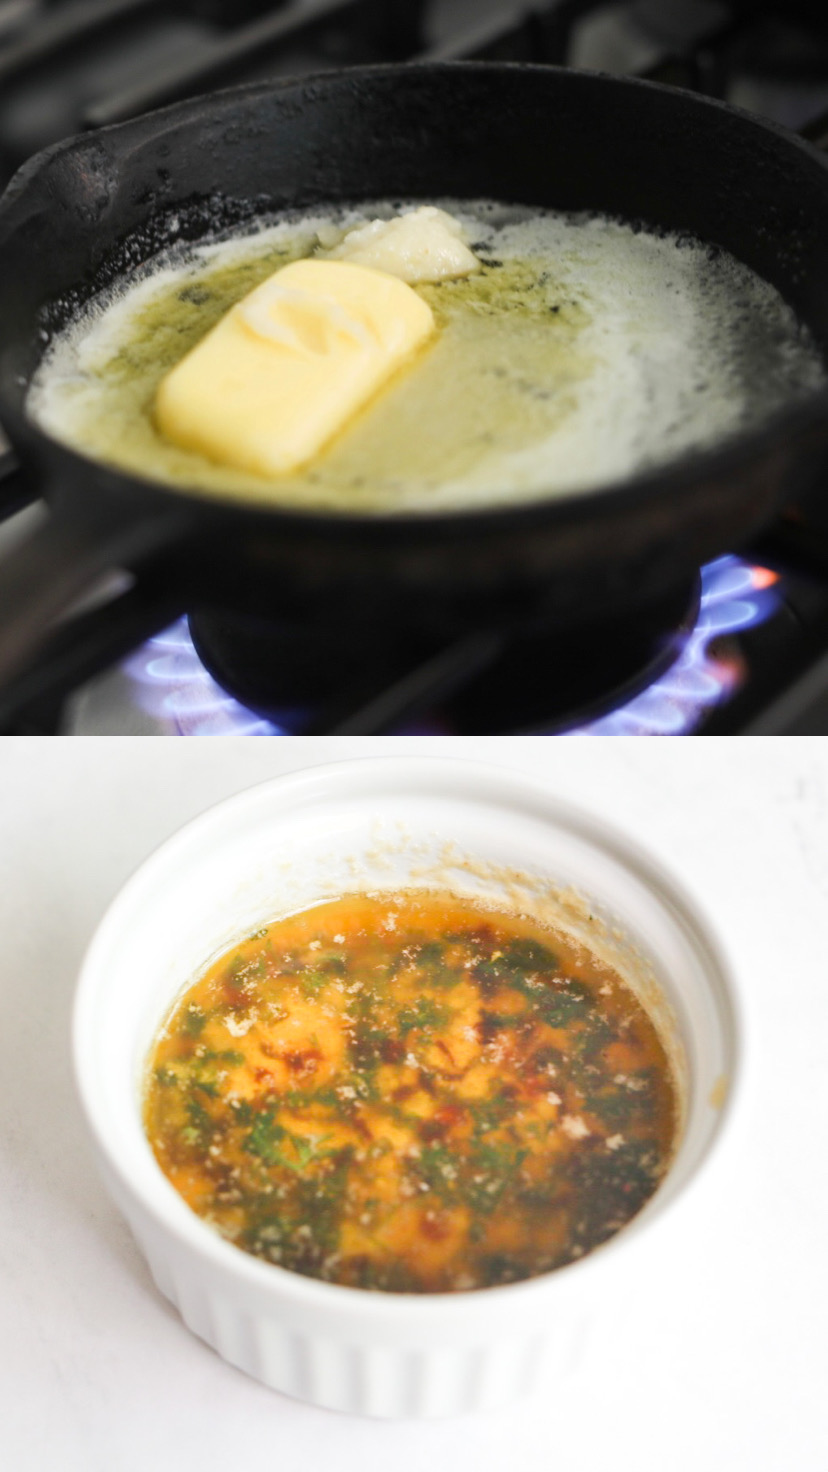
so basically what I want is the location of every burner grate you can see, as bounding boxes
[0,0,427,177]
[6,1,828,190]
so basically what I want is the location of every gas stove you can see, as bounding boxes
[3,0,828,735]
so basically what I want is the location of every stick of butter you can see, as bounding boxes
[154,258,435,477]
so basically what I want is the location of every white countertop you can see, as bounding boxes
[1,737,826,1470]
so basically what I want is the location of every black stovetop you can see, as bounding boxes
[3,0,828,735]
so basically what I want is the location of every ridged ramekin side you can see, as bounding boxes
[124,1201,567,1417]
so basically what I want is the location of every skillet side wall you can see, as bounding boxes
[1,64,828,628]
[3,67,828,344]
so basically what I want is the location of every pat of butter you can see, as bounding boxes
[154,258,435,477]
[322,206,480,283]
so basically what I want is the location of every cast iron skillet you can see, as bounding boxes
[1,61,828,686]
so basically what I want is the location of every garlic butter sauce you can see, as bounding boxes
[144,892,678,1294]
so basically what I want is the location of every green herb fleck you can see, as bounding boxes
[298,969,330,996]
[398,998,450,1033]
[180,1095,214,1147]
[243,1111,337,1173]
[182,1005,207,1038]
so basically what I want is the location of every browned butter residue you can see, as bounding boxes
[709,1074,729,1110]
[145,891,678,1293]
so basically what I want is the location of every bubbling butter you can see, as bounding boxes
[27,199,827,514]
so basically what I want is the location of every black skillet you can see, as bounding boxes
[1,61,828,688]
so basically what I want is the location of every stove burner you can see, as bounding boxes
[117,557,780,735]
[124,623,282,735]
[183,579,700,735]
[571,556,780,733]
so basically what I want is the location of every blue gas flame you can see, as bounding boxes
[568,556,780,734]
[124,555,780,736]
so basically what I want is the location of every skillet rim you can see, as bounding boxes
[2,58,828,540]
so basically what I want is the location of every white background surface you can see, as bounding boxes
[1,736,826,1471]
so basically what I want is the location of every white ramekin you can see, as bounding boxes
[73,756,740,1419]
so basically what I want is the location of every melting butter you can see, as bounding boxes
[320,205,480,283]
[154,258,434,477]
[27,199,827,513]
